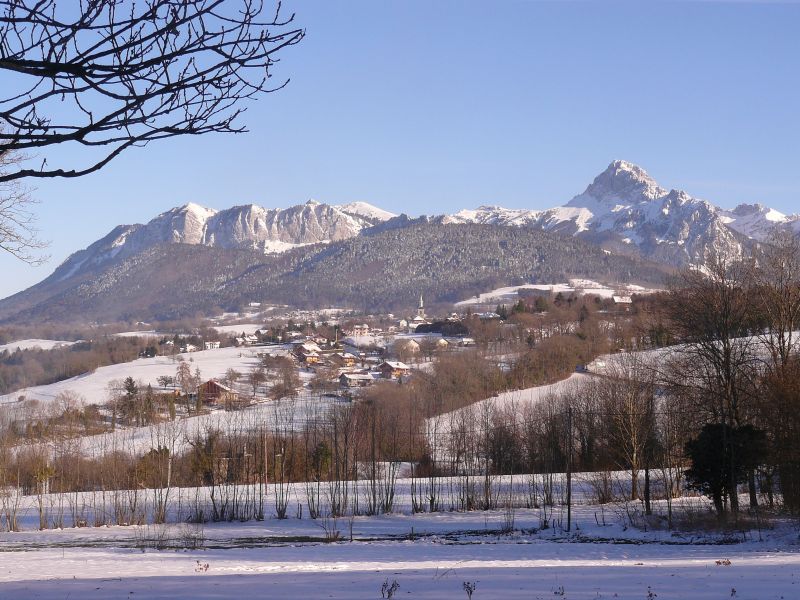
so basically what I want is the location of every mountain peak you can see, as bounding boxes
[336,201,397,223]
[177,202,217,217]
[569,160,666,210]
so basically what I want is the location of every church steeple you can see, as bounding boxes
[417,293,425,320]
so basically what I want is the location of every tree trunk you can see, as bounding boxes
[748,470,758,509]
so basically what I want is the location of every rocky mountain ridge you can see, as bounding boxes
[49,200,395,283]
[49,160,799,285]
[447,160,800,266]
[2,160,797,323]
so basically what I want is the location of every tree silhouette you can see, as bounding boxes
[0,0,304,183]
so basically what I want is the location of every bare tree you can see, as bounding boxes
[0,139,45,260]
[666,255,757,515]
[751,230,800,374]
[596,353,656,502]
[0,0,304,183]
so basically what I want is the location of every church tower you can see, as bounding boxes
[416,293,425,320]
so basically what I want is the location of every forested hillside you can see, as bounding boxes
[0,222,670,323]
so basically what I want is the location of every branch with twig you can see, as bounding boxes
[0,0,304,183]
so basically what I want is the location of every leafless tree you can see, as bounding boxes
[596,353,656,503]
[750,231,800,512]
[0,0,304,183]
[751,230,800,374]
[0,139,45,260]
[665,254,758,514]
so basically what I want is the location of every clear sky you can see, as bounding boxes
[2,0,798,298]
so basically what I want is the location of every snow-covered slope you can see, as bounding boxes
[337,201,397,223]
[450,160,800,266]
[50,200,394,282]
[15,161,799,315]
[719,203,798,241]
[0,339,77,353]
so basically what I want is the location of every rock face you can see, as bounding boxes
[49,160,800,284]
[3,159,798,323]
[449,160,800,266]
[50,200,396,282]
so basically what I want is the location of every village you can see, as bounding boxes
[140,294,476,413]
[0,280,640,440]
[119,283,640,417]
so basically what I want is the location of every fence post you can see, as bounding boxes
[566,405,572,532]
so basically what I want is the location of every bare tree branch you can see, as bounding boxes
[0,0,304,183]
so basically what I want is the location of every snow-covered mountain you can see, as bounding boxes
[448,160,800,266]
[32,160,800,291]
[52,200,396,281]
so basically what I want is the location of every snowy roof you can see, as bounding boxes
[340,373,374,381]
[380,361,410,370]
[203,379,236,394]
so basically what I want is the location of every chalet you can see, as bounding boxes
[204,341,221,350]
[234,334,259,346]
[303,351,321,365]
[198,379,240,407]
[329,352,357,368]
[339,372,375,388]
[293,341,323,364]
[180,343,198,353]
[351,324,370,337]
[312,335,331,347]
[378,360,411,379]
[393,338,420,356]
[612,295,633,310]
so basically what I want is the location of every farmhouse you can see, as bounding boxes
[378,361,410,379]
[339,372,375,388]
[613,295,633,310]
[329,352,357,368]
[234,334,259,346]
[293,341,323,364]
[393,338,420,356]
[351,324,370,337]
[198,379,241,407]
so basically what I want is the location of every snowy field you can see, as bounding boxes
[1,480,798,599]
[0,338,77,353]
[211,323,267,335]
[1,533,797,599]
[111,330,171,338]
[0,346,271,406]
[70,394,346,457]
[455,279,657,307]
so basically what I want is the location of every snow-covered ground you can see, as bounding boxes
[1,481,798,599]
[2,531,796,599]
[211,323,267,335]
[455,279,656,307]
[0,346,271,406]
[425,373,591,441]
[0,338,77,353]
[111,330,170,338]
[73,394,346,457]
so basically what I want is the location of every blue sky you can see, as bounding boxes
[2,0,799,298]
